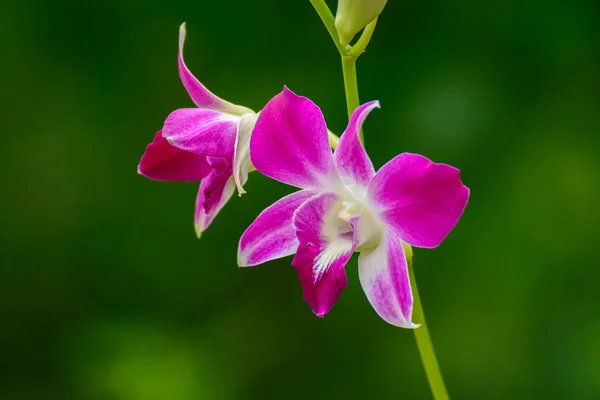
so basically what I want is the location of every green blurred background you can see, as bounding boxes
[1,0,599,399]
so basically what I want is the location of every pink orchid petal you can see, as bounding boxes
[292,192,356,317]
[368,153,469,248]
[194,159,236,238]
[238,189,317,267]
[178,23,253,116]
[138,130,212,181]
[250,87,338,189]
[233,113,258,195]
[358,231,419,328]
[334,101,378,189]
[163,108,239,159]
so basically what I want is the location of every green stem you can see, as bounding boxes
[347,19,377,58]
[341,56,361,140]
[308,0,346,54]
[409,262,450,400]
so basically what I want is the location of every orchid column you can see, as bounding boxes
[309,1,453,399]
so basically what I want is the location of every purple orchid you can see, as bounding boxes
[138,23,258,237]
[237,88,469,328]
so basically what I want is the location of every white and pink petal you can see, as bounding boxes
[233,113,258,195]
[238,189,316,267]
[163,108,239,159]
[194,159,236,238]
[291,192,356,317]
[368,153,469,248]
[334,101,378,190]
[358,231,419,328]
[178,23,253,116]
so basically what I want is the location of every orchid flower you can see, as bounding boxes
[138,23,258,237]
[237,88,469,328]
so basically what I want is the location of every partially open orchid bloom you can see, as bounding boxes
[238,88,469,328]
[335,0,388,45]
[138,23,258,238]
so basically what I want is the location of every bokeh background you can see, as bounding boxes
[2,0,599,399]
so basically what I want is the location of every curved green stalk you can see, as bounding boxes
[409,261,450,400]
[308,0,346,54]
[347,19,377,58]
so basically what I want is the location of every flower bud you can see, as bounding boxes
[335,0,388,45]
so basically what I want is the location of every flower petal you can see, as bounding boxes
[250,87,338,189]
[292,192,356,317]
[138,130,212,181]
[194,159,236,238]
[163,108,239,159]
[238,189,317,267]
[334,101,378,190]
[358,231,419,328]
[178,23,253,116]
[368,153,469,248]
[233,113,258,195]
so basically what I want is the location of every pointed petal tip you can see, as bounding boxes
[194,221,204,239]
[234,175,247,196]
[381,313,420,329]
[280,85,300,100]
[179,23,187,47]
[334,100,378,187]
[281,85,295,99]
[367,100,381,109]
[237,251,248,267]
[386,320,420,329]
[357,100,380,115]
[400,321,421,329]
